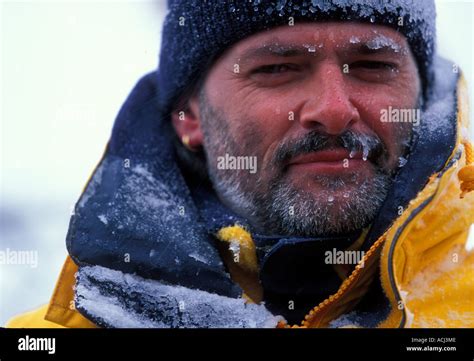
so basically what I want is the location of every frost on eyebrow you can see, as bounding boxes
[264,32,407,57]
[263,42,311,56]
[348,33,406,54]
[236,42,316,66]
[366,35,403,53]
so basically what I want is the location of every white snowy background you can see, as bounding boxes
[1,0,473,325]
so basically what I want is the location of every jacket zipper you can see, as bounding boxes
[279,232,388,328]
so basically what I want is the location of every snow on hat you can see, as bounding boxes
[157,0,436,115]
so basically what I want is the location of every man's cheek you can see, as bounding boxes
[230,116,268,162]
[234,110,288,152]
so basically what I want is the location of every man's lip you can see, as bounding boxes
[287,149,363,166]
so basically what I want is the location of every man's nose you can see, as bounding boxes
[297,64,360,135]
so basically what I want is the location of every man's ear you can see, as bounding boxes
[171,96,204,151]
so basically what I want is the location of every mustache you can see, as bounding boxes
[274,130,386,167]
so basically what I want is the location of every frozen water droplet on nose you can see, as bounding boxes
[349,150,356,159]
[229,5,236,12]
[343,192,350,199]
[358,134,370,161]
[370,16,376,23]
[328,195,335,203]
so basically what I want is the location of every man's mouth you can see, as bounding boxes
[286,148,368,173]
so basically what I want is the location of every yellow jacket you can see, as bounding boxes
[6,74,474,329]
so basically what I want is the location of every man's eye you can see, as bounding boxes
[351,61,396,71]
[253,64,297,74]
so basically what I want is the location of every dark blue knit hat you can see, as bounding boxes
[157,0,436,115]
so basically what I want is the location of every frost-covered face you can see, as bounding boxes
[172,22,421,236]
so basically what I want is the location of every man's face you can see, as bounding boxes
[177,22,421,236]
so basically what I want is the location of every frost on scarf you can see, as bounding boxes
[75,266,284,328]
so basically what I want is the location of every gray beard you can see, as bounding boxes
[208,163,391,236]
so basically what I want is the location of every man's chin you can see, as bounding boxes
[288,185,371,215]
[265,182,381,236]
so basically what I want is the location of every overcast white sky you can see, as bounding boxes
[0,0,473,324]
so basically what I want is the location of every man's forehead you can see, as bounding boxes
[231,22,408,58]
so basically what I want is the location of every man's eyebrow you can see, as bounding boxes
[346,36,405,56]
[239,43,312,61]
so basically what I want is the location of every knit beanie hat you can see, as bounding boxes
[157,0,436,115]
